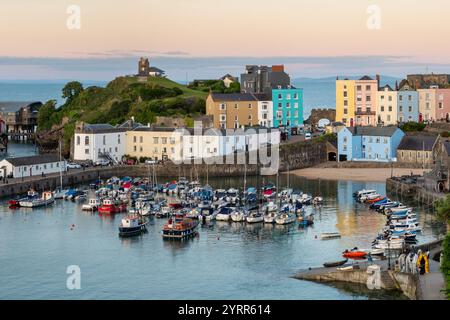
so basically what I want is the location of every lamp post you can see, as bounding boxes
[387,240,391,270]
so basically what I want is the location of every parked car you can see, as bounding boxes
[66,163,81,169]
[304,132,312,140]
[94,159,112,166]
[145,159,157,165]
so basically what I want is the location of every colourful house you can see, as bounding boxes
[337,126,405,162]
[272,86,303,128]
[354,76,379,126]
[435,89,450,121]
[335,79,356,127]
[397,79,419,123]
[376,84,398,125]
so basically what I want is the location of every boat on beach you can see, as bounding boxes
[323,259,348,268]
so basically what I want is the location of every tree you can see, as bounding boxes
[435,195,450,227]
[37,100,57,131]
[62,81,84,102]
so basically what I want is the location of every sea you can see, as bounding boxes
[0,175,444,300]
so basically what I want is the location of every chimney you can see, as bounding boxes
[376,74,381,88]
[395,81,399,91]
[336,76,339,80]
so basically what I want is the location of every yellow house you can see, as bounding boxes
[125,127,183,161]
[206,93,259,129]
[335,79,356,127]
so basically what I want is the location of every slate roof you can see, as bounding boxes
[347,126,400,137]
[149,67,164,73]
[359,75,373,81]
[397,135,437,151]
[2,154,62,167]
[0,101,41,113]
[210,93,257,101]
[443,141,450,155]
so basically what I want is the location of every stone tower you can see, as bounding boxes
[138,57,150,77]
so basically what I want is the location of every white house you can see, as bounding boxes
[256,99,274,127]
[0,155,66,179]
[181,128,223,160]
[73,120,140,163]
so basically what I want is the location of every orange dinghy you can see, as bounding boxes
[342,251,367,259]
[365,197,385,204]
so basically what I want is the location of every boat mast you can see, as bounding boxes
[59,139,63,191]
[243,161,247,206]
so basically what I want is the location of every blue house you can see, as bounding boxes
[272,86,303,129]
[397,79,419,123]
[337,126,405,162]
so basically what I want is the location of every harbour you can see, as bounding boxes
[0,173,445,300]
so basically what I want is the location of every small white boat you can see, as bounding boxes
[275,212,296,225]
[262,201,278,213]
[186,208,200,219]
[264,211,278,223]
[312,196,323,205]
[320,232,341,240]
[53,189,67,200]
[82,198,101,211]
[230,209,247,222]
[19,191,54,208]
[246,211,264,223]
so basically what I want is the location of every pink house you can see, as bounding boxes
[355,75,379,126]
[435,89,450,121]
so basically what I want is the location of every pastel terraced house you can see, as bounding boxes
[272,85,303,128]
[397,80,419,123]
[335,79,356,127]
[418,87,437,122]
[376,85,397,125]
[337,126,405,162]
[435,89,450,121]
[354,76,379,126]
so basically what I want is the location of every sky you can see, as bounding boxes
[1,0,450,81]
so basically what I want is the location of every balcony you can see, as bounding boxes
[355,110,376,116]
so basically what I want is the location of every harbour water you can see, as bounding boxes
[0,175,445,300]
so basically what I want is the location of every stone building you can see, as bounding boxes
[0,101,42,140]
[396,135,438,167]
[407,74,450,89]
[137,57,165,77]
[240,65,290,97]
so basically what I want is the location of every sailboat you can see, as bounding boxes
[53,140,66,199]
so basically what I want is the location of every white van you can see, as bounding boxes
[304,132,312,140]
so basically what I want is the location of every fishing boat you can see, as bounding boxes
[155,206,172,218]
[312,196,323,205]
[118,215,148,237]
[98,198,127,214]
[8,190,39,207]
[82,198,101,211]
[353,189,377,198]
[226,188,240,204]
[162,214,199,240]
[19,191,54,208]
[321,232,341,240]
[323,259,348,268]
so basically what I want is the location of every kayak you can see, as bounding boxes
[342,251,367,259]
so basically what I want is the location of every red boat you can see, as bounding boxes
[342,250,367,259]
[98,198,127,214]
[365,197,385,204]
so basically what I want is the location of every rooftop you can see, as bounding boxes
[209,93,257,102]
[2,154,62,167]
[0,101,42,113]
[397,135,438,151]
[347,126,400,137]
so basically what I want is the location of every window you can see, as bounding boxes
[278,94,282,99]
[103,135,106,145]
[220,114,226,122]
[294,93,299,99]
[388,106,392,112]
[409,106,412,112]
[133,136,137,143]
[153,137,159,144]
[408,95,412,101]
[381,106,384,112]
[118,135,121,144]
[399,105,403,112]
[343,91,347,97]
[387,115,391,121]
[162,137,167,144]
[115,147,118,152]
[133,146,137,152]
[388,96,392,102]
[170,138,176,144]
[286,94,291,99]
[366,85,371,91]
[139,136,143,143]
[220,103,226,110]
[399,95,403,101]
[294,103,298,108]
[366,96,371,102]
[357,85,362,91]
[85,136,90,146]
[286,102,290,108]
[344,100,348,106]
[234,103,238,109]
[139,146,143,152]
[381,95,385,100]
[344,108,348,115]
[76,136,80,145]
[248,103,252,109]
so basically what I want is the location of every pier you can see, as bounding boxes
[293,239,446,300]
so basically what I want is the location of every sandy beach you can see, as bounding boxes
[290,167,428,182]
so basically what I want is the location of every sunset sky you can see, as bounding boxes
[1,0,450,80]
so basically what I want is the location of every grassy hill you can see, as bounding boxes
[36,76,208,155]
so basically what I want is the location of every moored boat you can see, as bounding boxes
[323,259,348,268]
[162,214,199,240]
[118,215,148,237]
[19,191,54,208]
[98,198,127,214]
